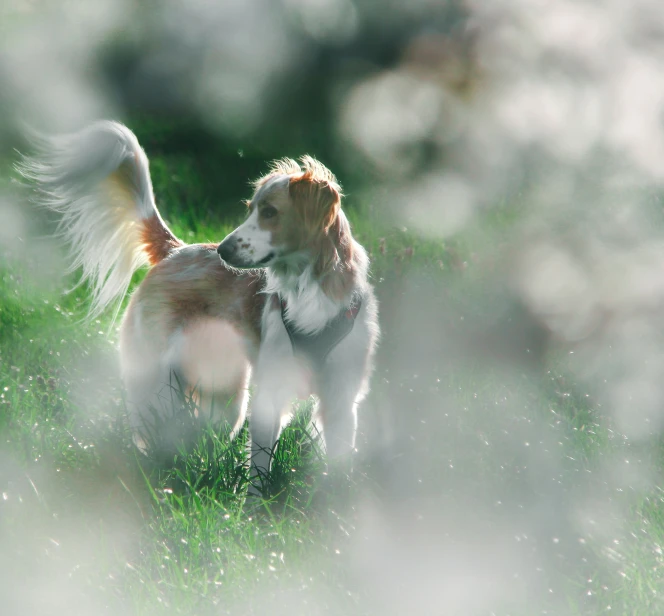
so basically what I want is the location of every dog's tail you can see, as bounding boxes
[17,121,183,320]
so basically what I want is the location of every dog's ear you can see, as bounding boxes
[292,180,354,299]
[315,210,355,300]
[288,157,355,299]
[312,204,352,265]
[289,172,341,236]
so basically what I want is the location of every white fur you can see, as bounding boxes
[263,265,342,334]
[17,121,171,322]
[266,236,369,335]
[226,208,275,264]
[249,307,305,479]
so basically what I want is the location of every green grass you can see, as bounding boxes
[2,136,664,615]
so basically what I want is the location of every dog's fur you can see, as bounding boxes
[19,121,379,481]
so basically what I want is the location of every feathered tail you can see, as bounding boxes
[17,121,183,320]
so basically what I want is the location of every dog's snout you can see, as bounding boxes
[217,241,236,263]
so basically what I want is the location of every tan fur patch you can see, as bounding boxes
[133,244,265,354]
[288,167,357,300]
[141,215,183,265]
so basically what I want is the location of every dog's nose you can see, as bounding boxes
[217,241,236,263]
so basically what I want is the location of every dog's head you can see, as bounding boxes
[217,156,353,280]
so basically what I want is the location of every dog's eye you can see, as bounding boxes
[260,206,278,220]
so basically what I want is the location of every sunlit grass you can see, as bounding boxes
[2,141,664,615]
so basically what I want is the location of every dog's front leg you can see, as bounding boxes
[317,386,360,462]
[248,306,299,493]
[249,382,293,488]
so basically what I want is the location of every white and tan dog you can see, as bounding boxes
[20,121,379,483]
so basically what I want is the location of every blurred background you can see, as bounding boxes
[3,0,664,614]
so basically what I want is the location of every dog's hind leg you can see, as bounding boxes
[193,365,251,438]
[175,318,250,433]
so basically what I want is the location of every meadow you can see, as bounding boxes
[1,119,664,616]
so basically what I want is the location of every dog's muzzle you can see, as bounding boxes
[217,238,274,268]
[216,240,237,264]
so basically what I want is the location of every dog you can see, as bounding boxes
[19,121,379,485]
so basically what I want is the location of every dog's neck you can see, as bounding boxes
[264,244,368,335]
